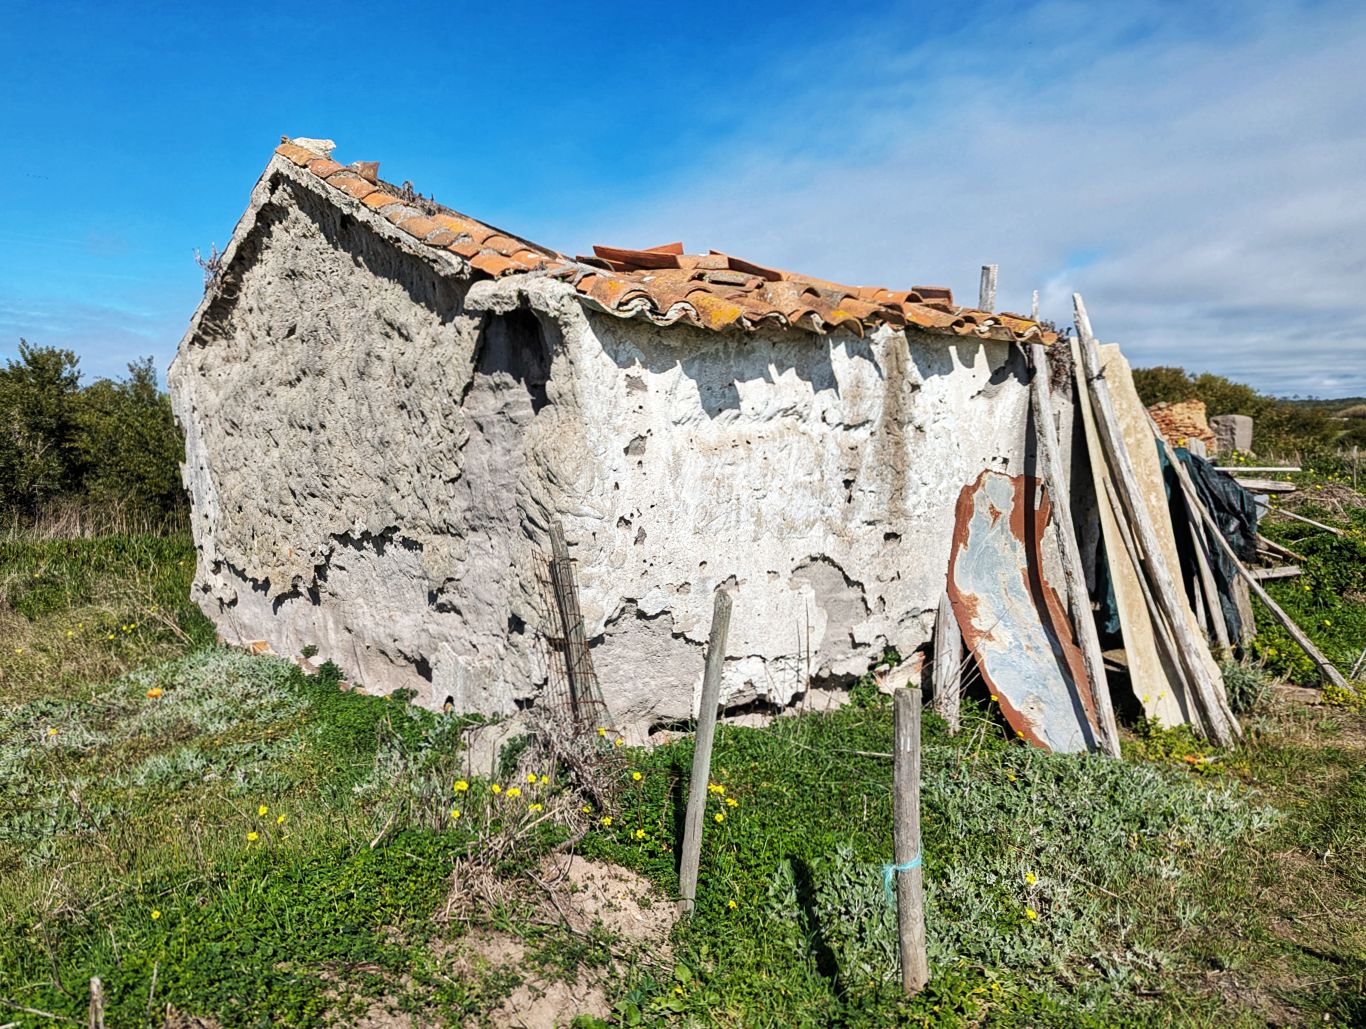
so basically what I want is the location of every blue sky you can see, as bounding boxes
[2,0,1364,396]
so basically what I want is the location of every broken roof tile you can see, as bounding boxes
[273,139,1058,345]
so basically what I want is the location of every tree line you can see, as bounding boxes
[1131,366,1366,455]
[0,341,184,528]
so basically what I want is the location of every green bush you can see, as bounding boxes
[0,341,184,526]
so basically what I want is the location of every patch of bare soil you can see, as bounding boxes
[445,855,676,1028]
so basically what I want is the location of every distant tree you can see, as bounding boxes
[0,342,185,526]
[1131,366,1198,406]
[74,357,184,516]
[0,340,83,515]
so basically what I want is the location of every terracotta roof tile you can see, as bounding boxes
[273,139,1058,345]
[327,171,379,202]
[307,157,344,179]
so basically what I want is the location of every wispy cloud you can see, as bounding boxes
[548,1,1366,396]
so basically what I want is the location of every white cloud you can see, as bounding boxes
[544,0,1366,397]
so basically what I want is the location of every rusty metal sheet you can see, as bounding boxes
[947,470,1101,753]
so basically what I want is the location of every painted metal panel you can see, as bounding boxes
[947,470,1100,753]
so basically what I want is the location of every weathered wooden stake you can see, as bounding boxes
[1028,342,1120,756]
[1031,288,1040,321]
[88,977,105,1029]
[979,264,998,312]
[931,592,961,734]
[678,590,733,914]
[1350,645,1366,681]
[893,688,928,994]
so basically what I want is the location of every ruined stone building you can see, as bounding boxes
[170,137,1060,738]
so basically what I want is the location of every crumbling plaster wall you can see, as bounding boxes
[169,172,556,711]
[171,164,1037,736]
[514,285,1036,731]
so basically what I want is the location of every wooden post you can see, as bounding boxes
[548,519,604,722]
[1073,295,1240,746]
[893,688,928,994]
[1350,645,1365,681]
[88,977,105,1029]
[979,264,998,312]
[932,592,961,733]
[678,590,733,914]
[1029,342,1120,756]
[1157,431,1351,691]
[1031,289,1040,321]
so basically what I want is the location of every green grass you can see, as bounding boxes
[3,532,1366,1027]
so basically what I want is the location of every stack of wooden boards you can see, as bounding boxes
[940,294,1349,755]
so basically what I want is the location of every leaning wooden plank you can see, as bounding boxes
[947,470,1102,753]
[931,592,962,734]
[1267,507,1346,537]
[1155,429,1351,691]
[1100,342,1228,715]
[1186,503,1232,653]
[1074,296,1239,745]
[1068,330,1192,729]
[1257,535,1307,563]
[1102,479,1204,730]
[1249,565,1302,581]
[1351,646,1366,681]
[1029,343,1120,756]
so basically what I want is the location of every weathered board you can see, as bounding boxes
[1070,335,1191,727]
[1102,344,1225,723]
[947,470,1100,753]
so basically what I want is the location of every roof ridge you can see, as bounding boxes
[272,139,1057,344]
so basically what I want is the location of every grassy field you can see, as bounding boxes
[2,532,1365,1027]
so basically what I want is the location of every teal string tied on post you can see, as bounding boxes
[882,852,922,906]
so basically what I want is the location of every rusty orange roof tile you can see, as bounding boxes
[272,139,1058,345]
[327,171,379,202]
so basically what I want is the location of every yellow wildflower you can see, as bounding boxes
[491,784,502,795]
[450,808,462,820]
[727,899,737,910]
[631,771,643,781]
[582,804,592,814]
[454,780,469,793]
[714,813,725,823]
[507,786,522,798]
[151,909,161,920]
[539,775,549,785]
[1024,871,1037,886]
[146,687,163,699]
[613,737,624,748]
[725,797,738,808]
[258,804,269,817]
[1025,907,1038,921]
[601,816,613,827]
[527,772,538,783]
[246,831,259,842]
[276,814,286,825]
[47,727,57,737]
[634,828,646,840]
[597,727,607,737]
[990,694,998,702]
[528,803,543,813]
[707,783,725,795]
